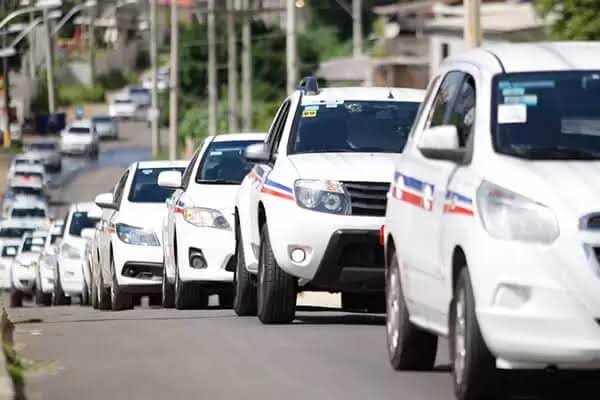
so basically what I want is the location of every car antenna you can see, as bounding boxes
[387,88,394,99]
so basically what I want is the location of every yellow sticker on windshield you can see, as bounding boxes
[302,109,317,118]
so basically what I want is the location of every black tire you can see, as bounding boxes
[110,258,133,311]
[9,288,23,308]
[233,225,257,316]
[220,288,234,308]
[149,294,162,307]
[97,270,111,310]
[161,264,175,308]
[385,253,438,371]
[80,280,90,306]
[257,224,297,324]
[35,287,52,306]
[342,292,386,313]
[174,265,208,310]
[53,270,71,306]
[91,275,99,309]
[450,268,497,400]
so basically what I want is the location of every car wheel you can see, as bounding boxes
[257,224,297,324]
[161,263,175,308]
[53,269,71,306]
[91,275,99,309]
[110,258,133,311]
[233,224,257,316]
[80,280,90,306]
[9,288,23,308]
[450,267,497,400]
[174,264,208,310]
[386,252,437,371]
[34,285,52,307]
[97,270,111,310]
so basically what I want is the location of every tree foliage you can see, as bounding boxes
[536,0,600,40]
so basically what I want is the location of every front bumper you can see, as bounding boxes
[61,143,93,155]
[113,239,163,292]
[12,265,35,293]
[58,257,85,296]
[468,229,600,369]
[265,201,384,290]
[176,218,235,283]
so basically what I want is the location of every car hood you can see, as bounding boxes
[483,158,600,221]
[62,134,93,145]
[288,153,397,182]
[184,184,239,225]
[118,203,167,242]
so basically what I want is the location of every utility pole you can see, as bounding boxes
[150,0,159,157]
[207,0,217,137]
[464,0,482,48]
[352,0,362,58]
[43,9,56,113]
[88,0,97,84]
[28,10,35,81]
[286,0,297,93]
[169,0,179,160]
[226,0,238,133]
[1,0,10,141]
[241,0,252,131]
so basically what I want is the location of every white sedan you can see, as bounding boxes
[160,133,265,309]
[60,120,100,159]
[35,220,64,306]
[94,160,187,311]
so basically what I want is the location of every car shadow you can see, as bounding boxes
[294,313,385,326]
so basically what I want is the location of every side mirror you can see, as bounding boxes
[418,125,465,163]
[244,143,270,164]
[158,170,182,189]
[95,192,116,210]
[81,228,95,240]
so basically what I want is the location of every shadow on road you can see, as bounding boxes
[294,313,385,326]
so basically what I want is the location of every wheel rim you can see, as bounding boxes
[454,288,467,386]
[386,266,401,354]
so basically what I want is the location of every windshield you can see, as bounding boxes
[93,116,112,124]
[196,140,262,184]
[130,89,149,96]
[15,159,40,165]
[0,228,31,238]
[22,237,44,253]
[128,167,186,203]
[493,71,600,160]
[30,142,56,151]
[11,208,46,218]
[68,211,100,236]
[290,101,420,154]
[115,99,132,104]
[1,245,18,258]
[10,187,43,196]
[68,127,91,134]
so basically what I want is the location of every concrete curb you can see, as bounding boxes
[0,308,24,400]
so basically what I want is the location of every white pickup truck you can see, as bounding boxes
[234,77,424,323]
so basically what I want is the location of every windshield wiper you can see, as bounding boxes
[507,145,600,160]
[196,179,240,184]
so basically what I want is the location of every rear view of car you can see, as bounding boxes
[60,120,99,159]
[109,96,137,120]
[24,140,62,172]
[7,201,50,230]
[92,114,118,140]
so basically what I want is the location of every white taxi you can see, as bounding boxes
[383,42,600,399]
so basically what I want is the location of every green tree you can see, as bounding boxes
[536,0,600,40]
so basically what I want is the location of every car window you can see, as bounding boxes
[270,100,291,157]
[128,167,186,203]
[68,126,91,134]
[0,228,30,238]
[181,147,202,190]
[426,71,465,129]
[289,101,420,154]
[11,208,46,218]
[1,245,18,258]
[448,76,476,147]
[113,170,130,207]
[22,236,44,253]
[266,101,289,151]
[195,140,263,184]
[30,143,56,150]
[68,211,100,236]
[409,76,440,139]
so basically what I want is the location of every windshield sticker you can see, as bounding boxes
[325,100,344,108]
[503,94,538,106]
[498,104,527,124]
[561,118,600,137]
[210,151,223,156]
[345,103,362,113]
[141,169,153,175]
[502,87,525,96]
[302,109,317,118]
[499,80,555,90]
[304,105,319,111]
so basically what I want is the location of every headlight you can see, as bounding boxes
[115,223,160,246]
[183,207,231,230]
[294,179,351,215]
[477,181,559,244]
[61,243,81,259]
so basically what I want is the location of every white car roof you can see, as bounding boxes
[210,133,267,143]
[301,87,425,105]
[69,119,93,129]
[14,153,42,162]
[14,163,44,173]
[11,199,47,209]
[446,41,600,74]
[136,160,189,169]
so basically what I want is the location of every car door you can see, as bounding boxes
[396,69,477,326]
[239,99,291,272]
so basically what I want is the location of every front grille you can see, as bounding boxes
[587,215,600,229]
[343,181,390,217]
